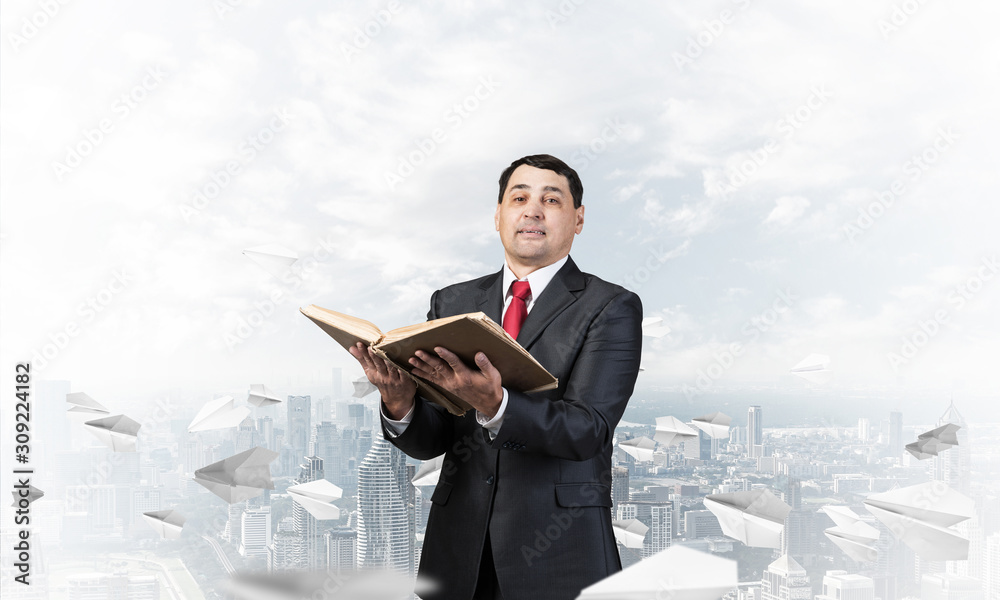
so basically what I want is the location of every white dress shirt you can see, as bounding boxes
[382,256,569,438]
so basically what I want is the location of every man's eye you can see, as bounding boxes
[513,197,525,202]
[545,197,559,203]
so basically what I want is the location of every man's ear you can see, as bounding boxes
[575,205,585,234]
[495,203,501,231]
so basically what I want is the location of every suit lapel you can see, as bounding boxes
[476,268,505,324]
[516,256,586,350]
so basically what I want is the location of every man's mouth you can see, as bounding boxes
[517,228,545,236]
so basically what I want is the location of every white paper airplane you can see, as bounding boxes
[142,510,185,539]
[287,479,343,520]
[84,414,141,452]
[411,455,445,487]
[66,392,110,417]
[576,545,738,600]
[352,376,377,398]
[188,396,251,432]
[704,489,792,549]
[863,481,973,560]
[194,446,279,504]
[641,317,671,338]
[820,505,864,528]
[825,520,879,563]
[654,416,698,446]
[619,437,657,462]
[789,353,832,385]
[690,412,731,439]
[11,485,44,507]
[248,384,282,408]
[243,243,298,278]
[612,519,649,549]
[905,423,961,460]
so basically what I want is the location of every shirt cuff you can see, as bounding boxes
[381,400,415,438]
[476,388,508,439]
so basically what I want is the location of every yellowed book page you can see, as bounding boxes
[299,305,383,351]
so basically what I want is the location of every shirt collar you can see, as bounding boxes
[502,255,569,301]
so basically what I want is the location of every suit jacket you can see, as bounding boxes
[381,256,642,600]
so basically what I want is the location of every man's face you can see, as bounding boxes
[495,165,584,275]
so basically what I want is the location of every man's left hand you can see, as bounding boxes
[409,347,503,418]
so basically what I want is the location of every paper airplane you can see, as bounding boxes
[690,412,731,439]
[612,519,649,549]
[863,481,973,560]
[247,384,282,408]
[820,505,864,528]
[188,396,251,432]
[789,353,832,385]
[411,455,444,487]
[619,436,657,462]
[11,485,44,507]
[194,447,279,503]
[905,423,961,460]
[704,489,792,549]
[352,376,377,398]
[641,317,671,338]
[84,414,141,452]
[825,520,879,563]
[243,243,298,278]
[142,510,185,539]
[576,545,737,600]
[287,479,343,520]
[66,392,110,417]
[654,416,698,446]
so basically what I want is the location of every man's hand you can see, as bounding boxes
[409,347,503,419]
[348,342,416,420]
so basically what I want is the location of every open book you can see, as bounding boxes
[300,305,558,416]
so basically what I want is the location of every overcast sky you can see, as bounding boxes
[2,0,998,416]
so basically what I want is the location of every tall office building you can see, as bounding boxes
[760,555,811,600]
[858,418,871,443]
[257,416,275,451]
[293,456,326,570]
[815,571,875,600]
[611,466,630,508]
[240,506,272,558]
[313,422,343,485]
[684,510,723,539]
[348,403,366,431]
[684,429,713,461]
[933,402,969,495]
[617,501,672,559]
[984,533,1000,600]
[748,405,763,458]
[888,411,903,457]
[234,415,260,454]
[326,528,358,574]
[356,433,412,573]
[287,395,312,462]
[269,518,300,573]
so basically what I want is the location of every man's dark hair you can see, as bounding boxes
[498,154,583,209]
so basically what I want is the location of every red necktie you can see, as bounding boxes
[503,280,531,339]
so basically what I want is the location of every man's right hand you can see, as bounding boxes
[348,342,416,420]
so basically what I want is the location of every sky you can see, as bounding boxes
[2,0,998,419]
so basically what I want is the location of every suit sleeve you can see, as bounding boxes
[378,289,457,460]
[488,290,642,461]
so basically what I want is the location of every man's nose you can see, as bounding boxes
[523,197,545,218]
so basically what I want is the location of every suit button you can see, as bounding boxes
[502,442,510,449]
[486,476,494,485]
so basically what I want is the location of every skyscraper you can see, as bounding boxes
[933,401,969,494]
[816,571,875,600]
[293,456,325,570]
[748,405,763,458]
[356,433,412,573]
[888,411,903,457]
[240,506,272,558]
[760,555,811,600]
[313,422,342,485]
[684,429,713,461]
[287,395,311,462]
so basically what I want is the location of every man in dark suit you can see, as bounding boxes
[349,154,642,600]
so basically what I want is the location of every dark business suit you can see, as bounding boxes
[381,256,642,600]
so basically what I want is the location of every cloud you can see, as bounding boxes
[764,196,811,227]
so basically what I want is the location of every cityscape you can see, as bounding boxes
[1,370,997,600]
